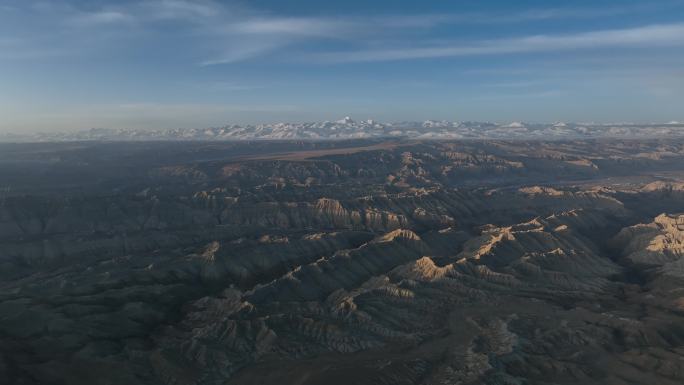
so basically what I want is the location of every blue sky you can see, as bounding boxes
[1,0,683,132]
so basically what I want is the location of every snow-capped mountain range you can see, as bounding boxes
[3,118,684,142]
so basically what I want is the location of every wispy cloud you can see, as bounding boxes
[490,2,677,23]
[200,14,462,65]
[310,23,684,63]
[224,14,458,37]
[67,11,133,26]
[194,5,684,65]
[230,18,356,37]
[63,0,222,27]
[5,1,684,66]
[140,0,222,21]
[199,40,283,66]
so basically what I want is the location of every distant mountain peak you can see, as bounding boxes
[336,116,355,124]
[3,120,684,143]
[505,121,526,128]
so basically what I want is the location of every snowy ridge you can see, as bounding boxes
[3,118,684,142]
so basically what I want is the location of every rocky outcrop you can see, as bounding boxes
[614,214,684,270]
[612,214,684,311]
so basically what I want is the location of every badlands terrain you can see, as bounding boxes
[2,138,684,384]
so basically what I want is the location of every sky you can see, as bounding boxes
[1,0,684,133]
